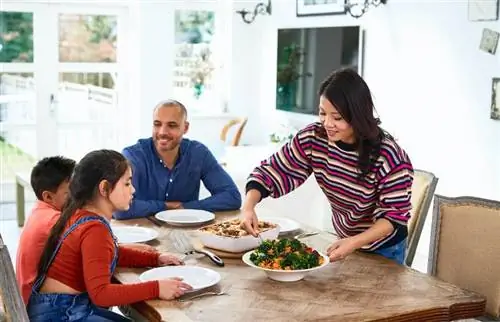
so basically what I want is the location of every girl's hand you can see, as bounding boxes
[326,237,360,262]
[158,253,184,266]
[158,277,192,300]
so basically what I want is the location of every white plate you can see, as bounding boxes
[259,216,301,234]
[139,266,221,292]
[112,226,159,244]
[155,209,215,226]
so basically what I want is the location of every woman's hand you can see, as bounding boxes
[326,237,361,262]
[240,208,259,237]
[158,277,193,300]
[158,253,184,266]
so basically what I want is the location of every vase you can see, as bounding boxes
[193,83,204,99]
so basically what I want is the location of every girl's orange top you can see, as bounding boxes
[44,209,160,307]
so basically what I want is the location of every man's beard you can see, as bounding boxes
[155,136,180,152]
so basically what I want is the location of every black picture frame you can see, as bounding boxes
[296,0,346,17]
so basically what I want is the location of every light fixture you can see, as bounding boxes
[236,0,272,24]
[346,0,387,18]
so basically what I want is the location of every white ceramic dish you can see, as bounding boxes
[139,266,221,292]
[241,250,329,282]
[259,216,301,234]
[155,209,215,226]
[197,226,280,253]
[112,226,159,244]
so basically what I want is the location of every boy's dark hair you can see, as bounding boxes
[30,156,76,200]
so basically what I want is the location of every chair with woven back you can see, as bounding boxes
[405,169,439,267]
[0,233,29,321]
[428,195,500,321]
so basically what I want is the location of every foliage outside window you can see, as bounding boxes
[0,11,34,63]
[173,10,217,109]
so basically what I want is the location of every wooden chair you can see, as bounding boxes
[405,169,439,266]
[220,117,248,146]
[428,195,500,320]
[0,234,29,321]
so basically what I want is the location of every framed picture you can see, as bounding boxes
[479,28,499,55]
[468,0,499,21]
[491,78,500,120]
[296,0,346,17]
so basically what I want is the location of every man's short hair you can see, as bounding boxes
[154,99,188,119]
[30,156,76,200]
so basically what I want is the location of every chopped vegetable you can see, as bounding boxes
[249,238,324,270]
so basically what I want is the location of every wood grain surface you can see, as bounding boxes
[112,211,486,322]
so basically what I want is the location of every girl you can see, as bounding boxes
[240,68,414,265]
[27,149,192,321]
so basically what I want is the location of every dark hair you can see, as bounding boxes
[154,99,188,119]
[37,150,129,278]
[30,156,76,200]
[318,68,390,179]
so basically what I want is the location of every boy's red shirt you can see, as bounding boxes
[16,201,60,304]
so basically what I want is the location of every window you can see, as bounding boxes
[173,9,224,113]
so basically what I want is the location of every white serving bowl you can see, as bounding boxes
[241,250,330,282]
[196,226,280,253]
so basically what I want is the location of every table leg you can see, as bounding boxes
[16,181,25,227]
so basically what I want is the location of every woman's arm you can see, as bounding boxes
[246,125,315,199]
[327,162,413,261]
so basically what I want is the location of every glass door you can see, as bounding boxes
[49,3,129,160]
[0,3,45,188]
[1,2,129,164]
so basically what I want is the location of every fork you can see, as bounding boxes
[172,232,225,267]
[178,290,228,302]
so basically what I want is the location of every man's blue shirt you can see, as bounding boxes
[113,138,241,219]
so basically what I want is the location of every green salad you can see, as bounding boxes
[249,238,325,270]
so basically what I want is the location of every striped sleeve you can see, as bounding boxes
[373,162,414,226]
[247,127,313,198]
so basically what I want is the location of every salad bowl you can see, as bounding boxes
[241,238,329,282]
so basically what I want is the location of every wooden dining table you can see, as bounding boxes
[112,210,486,322]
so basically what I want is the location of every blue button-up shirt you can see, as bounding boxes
[113,138,241,220]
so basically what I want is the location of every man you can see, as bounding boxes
[113,100,241,220]
[16,156,76,304]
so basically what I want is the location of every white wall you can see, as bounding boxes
[229,0,500,201]
[132,0,499,200]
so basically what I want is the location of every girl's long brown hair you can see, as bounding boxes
[37,150,129,278]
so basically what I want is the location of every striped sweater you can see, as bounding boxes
[247,122,413,250]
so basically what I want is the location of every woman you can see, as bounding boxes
[27,150,192,321]
[240,68,413,265]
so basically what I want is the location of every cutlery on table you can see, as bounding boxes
[178,290,228,302]
[294,231,319,239]
[172,231,225,267]
[146,216,163,227]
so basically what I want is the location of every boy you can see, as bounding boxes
[16,156,76,304]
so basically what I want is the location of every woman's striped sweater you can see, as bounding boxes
[247,122,414,250]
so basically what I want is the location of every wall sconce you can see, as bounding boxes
[346,0,387,18]
[236,0,272,24]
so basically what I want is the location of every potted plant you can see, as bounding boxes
[276,44,311,110]
[190,46,214,99]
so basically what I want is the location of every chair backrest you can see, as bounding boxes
[405,169,438,266]
[428,195,500,319]
[0,234,29,322]
[220,117,248,146]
